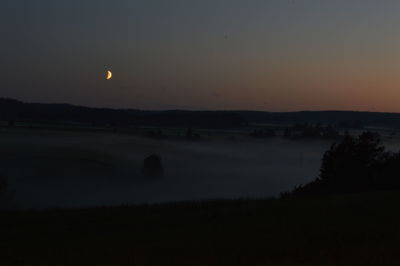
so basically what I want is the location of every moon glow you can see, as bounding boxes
[106,70,112,80]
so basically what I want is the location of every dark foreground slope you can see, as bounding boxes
[1,191,400,266]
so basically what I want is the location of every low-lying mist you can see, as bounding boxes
[2,129,398,209]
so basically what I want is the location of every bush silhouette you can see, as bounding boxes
[185,128,201,140]
[142,154,164,178]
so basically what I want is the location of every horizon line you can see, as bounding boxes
[1,97,400,115]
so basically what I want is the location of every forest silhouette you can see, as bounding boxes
[284,132,400,197]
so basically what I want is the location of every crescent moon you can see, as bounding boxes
[106,70,112,80]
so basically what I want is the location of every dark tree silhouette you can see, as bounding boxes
[185,128,201,140]
[319,132,383,193]
[283,132,400,197]
[142,154,164,178]
[186,127,193,138]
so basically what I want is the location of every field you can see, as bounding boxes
[1,125,400,265]
[0,125,332,209]
[1,190,400,266]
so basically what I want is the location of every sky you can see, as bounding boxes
[2,0,400,111]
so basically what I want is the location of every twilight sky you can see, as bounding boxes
[2,0,400,111]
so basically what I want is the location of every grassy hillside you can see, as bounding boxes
[1,191,400,266]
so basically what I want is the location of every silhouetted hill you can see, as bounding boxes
[0,98,242,128]
[2,98,400,129]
